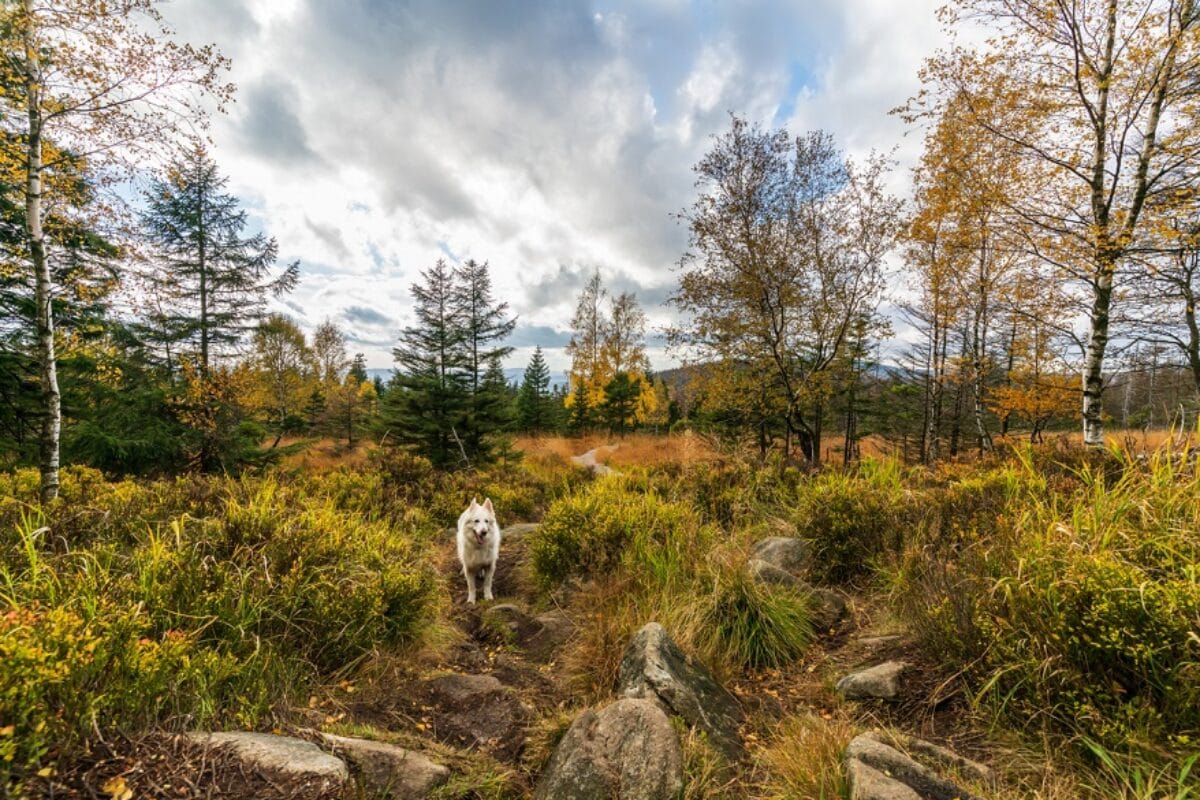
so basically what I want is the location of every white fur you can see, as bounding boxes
[456,497,501,604]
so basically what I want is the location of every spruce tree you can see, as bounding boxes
[516,346,552,433]
[383,260,469,467]
[456,259,516,454]
[140,146,299,372]
[473,354,517,460]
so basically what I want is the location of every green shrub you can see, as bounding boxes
[529,477,708,588]
[792,460,906,584]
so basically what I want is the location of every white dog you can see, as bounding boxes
[456,497,500,604]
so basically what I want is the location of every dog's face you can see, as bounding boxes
[464,498,496,546]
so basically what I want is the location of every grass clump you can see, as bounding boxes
[756,712,855,800]
[690,554,814,669]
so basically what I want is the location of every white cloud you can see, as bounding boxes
[160,0,946,369]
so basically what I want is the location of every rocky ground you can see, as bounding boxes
[30,517,998,799]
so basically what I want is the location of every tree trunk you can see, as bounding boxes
[1082,257,1114,447]
[1183,277,1200,399]
[198,185,209,372]
[25,20,59,503]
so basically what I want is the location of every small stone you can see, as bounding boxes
[617,622,743,761]
[846,758,922,800]
[319,733,449,798]
[751,536,811,574]
[836,661,908,701]
[481,603,537,643]
[502,522,541,540]
[533,698,682,800]
[845,732,985,800]
[187,732,348,795]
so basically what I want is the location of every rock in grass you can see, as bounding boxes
[318,733,448,799]
[751,536,811,574]
[533,698,682,800]
[747,559,847,631]
[846,757,922,800]
[187,732,348,795]
[836,661,908,701]
[616,622,743,761]
[844,731,990,800]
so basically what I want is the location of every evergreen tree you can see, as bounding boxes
[456,259,516,454]
[383,260,469,467]
[516,346,553,433]
[303,386,327,433]
[472,354,517,460]
[140,146,299,372]
[348,352,369,383]
[569,379,593,432]
[602,371,640,435]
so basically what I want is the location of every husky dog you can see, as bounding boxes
[456,497,500,604]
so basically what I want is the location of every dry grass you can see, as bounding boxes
[278,437,377,472]
[755,711,857,800]
[514,432,719,468]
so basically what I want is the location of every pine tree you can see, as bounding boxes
[516,346,553,433]
[348,352,369,383]
[472,354,517,459]
[602,372,641,435]
[140,146,298,373]
[456,259,516,455]
[383,260,469,467]
[303,386,326,433]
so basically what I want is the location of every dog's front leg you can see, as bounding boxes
[482,561,496,601]
[463,563,477,605]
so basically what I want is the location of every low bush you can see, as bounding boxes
[529,477,709,588]
[790,460,907,584]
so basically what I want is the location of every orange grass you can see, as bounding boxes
[278,437,377,472]
[513,432,719,468]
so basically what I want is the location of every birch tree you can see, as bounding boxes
[907,0,1200,446]
[0,0,231,500]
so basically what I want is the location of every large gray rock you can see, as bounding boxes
[533,698,682,800]
[747,559,847,631]
[844,732,990,800]
[319,733,448,799]
[616,622,743,760]
[187,732,348,795]
[836,661,908,701]
[846,758,922,800]
[751,536,811,574]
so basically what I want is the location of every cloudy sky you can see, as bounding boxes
[160,0,946,371]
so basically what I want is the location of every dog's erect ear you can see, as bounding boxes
[483,497,494,513]
[469,496,478,509]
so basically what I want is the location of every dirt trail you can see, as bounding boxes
[570,444,618,476]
